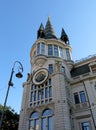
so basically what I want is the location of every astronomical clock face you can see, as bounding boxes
[32,68,48,85]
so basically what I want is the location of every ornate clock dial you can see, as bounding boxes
[32,68,48,85]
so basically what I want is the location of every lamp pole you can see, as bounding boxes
[0,61,23,129]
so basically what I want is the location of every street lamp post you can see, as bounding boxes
[0,61,23,129]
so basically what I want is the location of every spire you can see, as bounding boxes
[37,23,45,38]
[60,28,69,44]
[39,23,44,31]
[45,17,57,39]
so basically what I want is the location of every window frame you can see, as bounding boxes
[61,66,65,73]
[81,121,90,130]
[79,91,86,103]
[54,45,59,57]
[94,82,96,91]
[48,64,53,75]
[29,109,53,130]
[48,44,53,56]
[74,91,86,104]
[37,42,45,55]
[42,109,53,130]
[59,47,63,58]
[37,43,40,55]
[30,79,53,107]
[66,48,71,60]
[74,92,80,104]
[41,42,45,55]
[29,111,40,130]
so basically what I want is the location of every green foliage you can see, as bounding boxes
[0,104,19,130]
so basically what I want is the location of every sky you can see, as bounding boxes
[0,0,96,114]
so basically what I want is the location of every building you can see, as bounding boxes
[18,17,96,130]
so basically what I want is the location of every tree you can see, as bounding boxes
[0,104,19,130]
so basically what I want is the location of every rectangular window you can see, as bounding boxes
[59,47,63,58]
[49,86,52,97]
[74,92,80,104]
[42,118,46,130]
[61,66,65,73]
[80,91,86,103]
[34,91,37,101]
[66,48,71,60]
[38,90,41,100]
[54,45,58,56]
[35,119,39,130]
[31,85,35,90]
[29,120,34,130]
[49,79,51,86]
[45,87,48,98]
[41,89,44,99]
[30,80,53,106]
[49,64,53,74]
[37,43,40,54]
[94,83,96,91]
[82,122,90,130]
[30,92,34,102]
[48,44,53,56]
[41,43,45,55]
[48,117,53,130]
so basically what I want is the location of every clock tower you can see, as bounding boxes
[18,17,73,130]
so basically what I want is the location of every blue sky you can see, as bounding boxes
[0,0,96,113]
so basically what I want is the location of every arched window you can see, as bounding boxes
[42,109,53,130]
[29,111,39,130]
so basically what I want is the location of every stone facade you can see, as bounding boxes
[18,18,96,130]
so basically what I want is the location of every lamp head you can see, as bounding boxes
[16,72,23,78]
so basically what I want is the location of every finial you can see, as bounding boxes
[48,15,51,21]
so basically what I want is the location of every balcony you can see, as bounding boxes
[74,102,89,111]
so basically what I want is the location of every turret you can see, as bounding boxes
[60,28,69,44]
[37,23,45,38]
